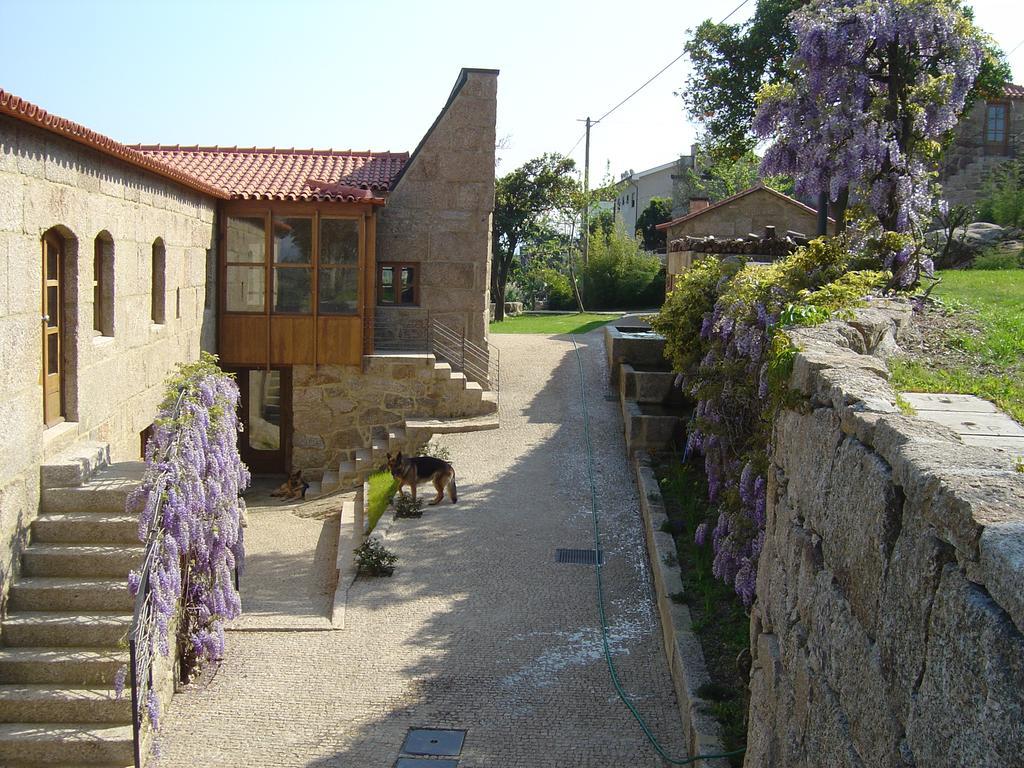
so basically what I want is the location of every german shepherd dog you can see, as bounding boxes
[386,452,458,505]
[269,469,310,501]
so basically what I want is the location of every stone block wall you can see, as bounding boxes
[291,356,485,474]
[745,306,1024,767]
[0,116,216,607]
[376,69,497,351]
[940,97,1023,208]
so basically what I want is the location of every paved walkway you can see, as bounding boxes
[154,330,686,767]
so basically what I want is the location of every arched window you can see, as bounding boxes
[93,232,114,336]
[151,238,166,324]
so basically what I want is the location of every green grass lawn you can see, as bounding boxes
[366,470,398,532]
[889,270,1024,422]
[489,312,622,335]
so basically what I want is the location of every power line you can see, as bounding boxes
[1008,37,1024,56]
[564,0,752,157]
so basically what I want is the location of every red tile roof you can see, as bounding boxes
[0,88,229,199]
[1005,83,1024,99]
[656,184,831,231]
[131,146,408,202]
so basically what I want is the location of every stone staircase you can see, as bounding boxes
[0,442,143,767]
[307,355,498,498]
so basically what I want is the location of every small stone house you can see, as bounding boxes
[0,67,499,604]
[656,184,832,289]
[940,83,1023,208]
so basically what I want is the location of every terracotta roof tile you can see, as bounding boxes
[1005,83,1024,99]
[0,88,228,198]
[656,184,830,231]
[131,146,408,202]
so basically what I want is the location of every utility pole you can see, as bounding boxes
[582,116,592,265]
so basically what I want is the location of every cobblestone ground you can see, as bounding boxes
[154,329,687,767]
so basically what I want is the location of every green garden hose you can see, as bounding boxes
[569,334,746,767]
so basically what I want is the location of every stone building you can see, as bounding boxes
[0,67,499,605]
[656,184,832,289]
[940,82,1024,208]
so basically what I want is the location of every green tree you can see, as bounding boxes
[687,148,794,202]
[635,197,674,252]
[492,154,579,321]
[582,228,664,310]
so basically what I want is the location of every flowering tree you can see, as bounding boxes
[126,353,248,722]
[753,0,996,285]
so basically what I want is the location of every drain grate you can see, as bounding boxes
[401,728,465,757]
[556,548,605,565]
[395,760,459,768]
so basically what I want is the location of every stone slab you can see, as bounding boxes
[901,393,998,413]
[959,434,1024,453]
[912,407,1024,437]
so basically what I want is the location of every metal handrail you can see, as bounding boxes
[127,388,186,768]
[428,320,500,406]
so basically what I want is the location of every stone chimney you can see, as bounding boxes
[689,197,710,213]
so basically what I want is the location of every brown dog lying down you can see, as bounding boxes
[386,452,457,505]
[269,469,309,501]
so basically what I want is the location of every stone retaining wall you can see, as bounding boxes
[745,306,1024,767]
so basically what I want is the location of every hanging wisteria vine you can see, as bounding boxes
[126,352,249,699]
[654,243,888,606]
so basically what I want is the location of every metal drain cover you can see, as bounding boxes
[401,728,465,756]
[395,760,459,768]
[556,548,604,565]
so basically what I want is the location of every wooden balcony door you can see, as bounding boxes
[42,233,64,427]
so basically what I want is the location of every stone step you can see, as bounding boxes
[433,361,452,375]
[387,426,406,444]
[21,545,144,578]
[321,470,339,491]
[0,648,127,686]
[304,480,322,499]
[2,612,131,648]
[0,723,134,765]
[449,371,467,388]
[0,685,130,724]
[405,414,499,436]
[40,442,110,489]
[354,449,372,469]
[31,514,140,545]
[40,463,144,515]
[9,579,133,613]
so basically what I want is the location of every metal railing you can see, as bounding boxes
[429,320,500,400]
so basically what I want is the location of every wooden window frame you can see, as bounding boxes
[93,234,114,337]
[317,216,361,316]
[271,214,314,316]
[377,262,419,306]
[224,215,269,315]
[984,100,1010,155]
[151,239,166,325]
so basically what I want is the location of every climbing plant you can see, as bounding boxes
[126,352,249,710]
[653,243,887,605]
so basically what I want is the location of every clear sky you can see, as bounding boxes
[0,0,1021,182]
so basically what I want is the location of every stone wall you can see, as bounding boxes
[940,97,1023,208]
[375,69,497,351]
[664,187,824,243]
[746,306,1024,767]
[0,116,216,607]
[291,356,485,474]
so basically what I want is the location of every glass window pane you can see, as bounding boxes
[380,266,394,304]
[400,267,416,304]
[47,333,59,374]
[273,267,312,313]
[47,287,59,326]
[46,240,58,280]
[226,265,265,312]
[273,217,312,264]
[226,217,265,263]
[318,267,359,314]
[248,370,281,450]
[320,218,359,266]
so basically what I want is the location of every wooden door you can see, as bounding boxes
[42,233,64,426]
[235,368,291,474]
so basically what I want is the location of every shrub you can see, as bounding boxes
[582,229,664,310]
[977,158,1024,229]
[366,471,398,533]
[394,494,424,518]
[417,441,452,463]
[354,538,397,576]
[971,247,1023,271]
[651,239,888,605]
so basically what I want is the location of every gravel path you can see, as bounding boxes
[154,328,686,767]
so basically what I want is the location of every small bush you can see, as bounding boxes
[977,158,1024,228]
[394,494,424,519]
[366,471,398,533]
[354,538,397,576]
[417,441,452,463]
[971,247,1023,271]
[582,229,664,309]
